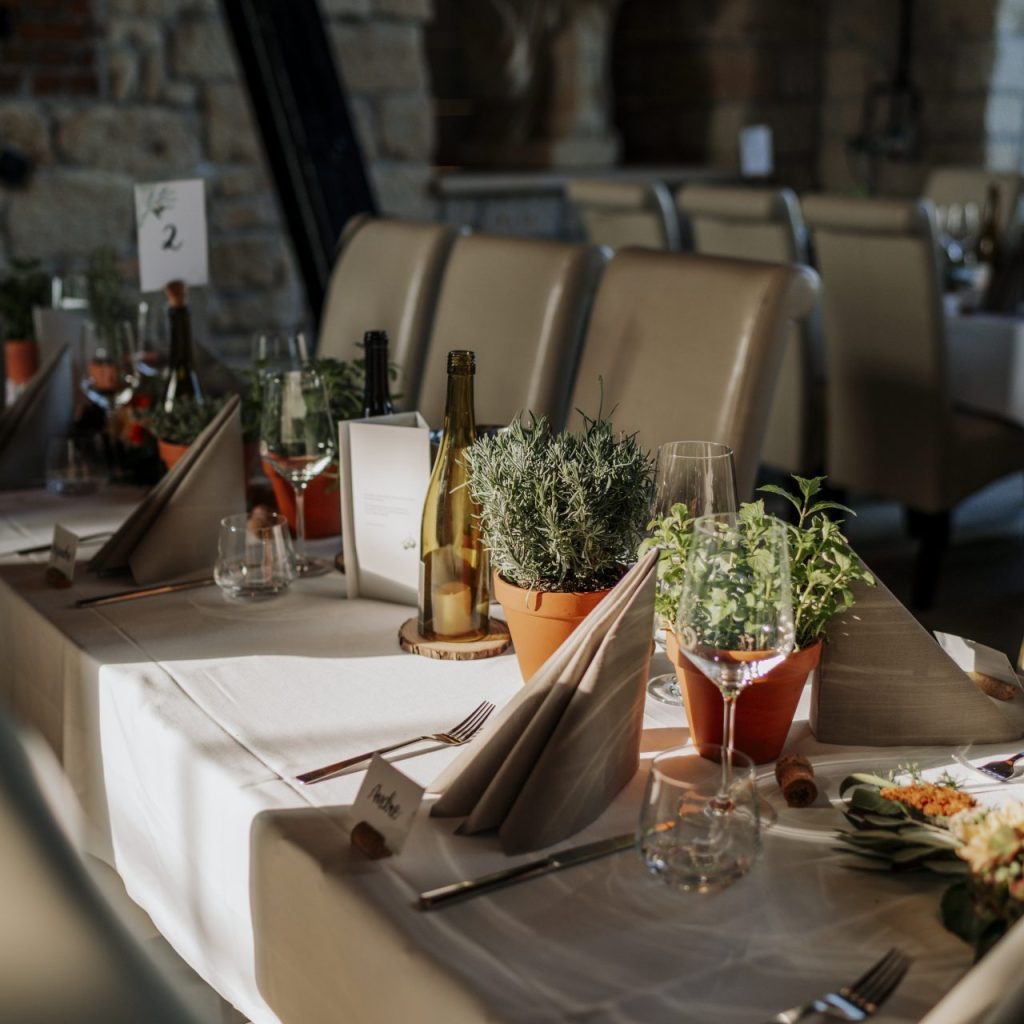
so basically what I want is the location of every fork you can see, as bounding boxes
[975,752,1024,781]
[762,948,911,1024]
[296,700,495,785]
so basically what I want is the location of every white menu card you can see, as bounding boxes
[134,178,209,292]
[339,411,431,605]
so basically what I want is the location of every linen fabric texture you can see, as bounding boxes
[431,549,658,853]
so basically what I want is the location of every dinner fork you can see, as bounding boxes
[296,700,495,785]
[761,948,911,1024]
[975,752,1024,781]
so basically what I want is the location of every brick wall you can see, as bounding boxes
[0,0,436,366]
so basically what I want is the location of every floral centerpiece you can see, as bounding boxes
[642,475,875,762]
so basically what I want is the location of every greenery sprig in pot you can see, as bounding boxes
[643,475,875,762]
[148,396,228,471]
[0,259,50,400]
[465,411,653,680]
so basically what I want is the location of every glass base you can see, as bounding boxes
[294,555,333,578]
[648,672,682,705]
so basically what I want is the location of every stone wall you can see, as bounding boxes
[0,0,436,365]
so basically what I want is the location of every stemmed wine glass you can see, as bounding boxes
[260,367,336,577]
[674,513,794,809]
[79,320,138,412]
[647,441,738,704]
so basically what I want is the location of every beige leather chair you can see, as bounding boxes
[566,179,681,250]
[414,233,607,429]
[923,166,1023,242]
[0,711,212,1024]
[568,249,819,500]
[677,184,823,476]
[803,195,1024,606]
[317,214,458,402]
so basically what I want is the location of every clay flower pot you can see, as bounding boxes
[493,573,612,681]
[4,338,38,396]
[666,632,823,764]
[157,438,189,471]
[264,460,341,539]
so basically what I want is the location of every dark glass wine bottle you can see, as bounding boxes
[418,350,489,641]
[978,184,1001,273]
[161,279,203,414]
[362,329,396,417]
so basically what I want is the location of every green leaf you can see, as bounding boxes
[757,483,803,513]
[839,773,893,795]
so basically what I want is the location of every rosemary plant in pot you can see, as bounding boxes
[465,412,653,680]
[0,259,50,402]
[644,476,875,763]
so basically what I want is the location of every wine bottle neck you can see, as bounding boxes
[363,342,394,415]
[441,371,476,447]
[168,306,194,368]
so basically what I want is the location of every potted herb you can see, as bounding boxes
[0,259,50,400]
[644,475,875,763]
[465,411,653,680]
[148,396,228,470]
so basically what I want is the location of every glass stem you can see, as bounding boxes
[720,692,738,796]
[295,483,308,563]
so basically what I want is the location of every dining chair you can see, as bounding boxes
[413,233,607,430]
[316,214,459,402]
[677,184,824,477]
[566,179,682,251]
[923,166,1023,242]
[802,194,1024,608]
[568,248,819,500]
[0,710,213,1024]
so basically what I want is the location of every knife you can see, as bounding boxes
[418,831,634,910]
[12,531,112,556]
[75,576,216,608]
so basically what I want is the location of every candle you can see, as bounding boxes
[431,580,474,637]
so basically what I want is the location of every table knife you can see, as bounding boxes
[12,531,111,556]
[75,576,216,608]
[418,831,634,910]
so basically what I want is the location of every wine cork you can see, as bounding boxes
[164,279,187,308]
[775,753,817,808]
[968,671,1017,702]
[247,504,275,531]
[44,566,72,589]
[350,821,391,860]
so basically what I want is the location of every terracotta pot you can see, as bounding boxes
[493,573,612,681]
[666,632,823,764]
[157,438,189,471]
[4,338,38,388]
[264,460,341,539]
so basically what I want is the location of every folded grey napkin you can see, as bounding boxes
[33,307,87,370]
[430,549,658,854]
[813,576,1020,746]
[89,396,245,584]
[0,345,74,490]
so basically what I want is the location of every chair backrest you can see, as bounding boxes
[317,215,458,402]
[0,712,210,1024]
[677,184,822,475]
[566,179,681,251]
[802,195,950,509]
[923,166,1023,240]
[414,233,607,430]
[568,249,819,499]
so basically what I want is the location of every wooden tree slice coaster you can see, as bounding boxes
[399,618,512,660]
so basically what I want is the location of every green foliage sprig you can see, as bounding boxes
[85,248,132,341]
[0,259,50,340]
[465,412,654,593]
[148,396,227,446]
[641,475,874,648]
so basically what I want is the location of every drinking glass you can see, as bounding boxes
[214,511,296,599]
[674,513,794,807]
[252,331,309,377]
[647,441,738,704]
[45,433,107,496]
[637,744,759,893]
[134,299,168,380]
[79,320,137,411]
[259,367,336,577]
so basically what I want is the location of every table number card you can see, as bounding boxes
[739,124,774,178]
[351,755,425,857]
[339,412,431,605]
[134,179,209,293]
[47,524,79,585]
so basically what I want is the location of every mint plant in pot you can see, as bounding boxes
[644,476,875,763]
[0,259,50,402]
[465,411,653,680]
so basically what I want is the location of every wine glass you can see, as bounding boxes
[260,367,336,577]
[79,320,137,412]
[647,441,738,704]
[674,513,794,810]
[252,331,310,377]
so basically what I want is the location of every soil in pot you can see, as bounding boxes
[667,632,823,764]
[493,573,612,681]
[264,460,341,539]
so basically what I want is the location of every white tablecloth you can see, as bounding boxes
[0,489,981,1024]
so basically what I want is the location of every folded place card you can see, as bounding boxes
[339,411,431,605]
[811,578,1022,746]
[89,396,244,584]
[430,550,658,854]
[0,345,74,490]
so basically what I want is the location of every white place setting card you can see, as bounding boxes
[351,755,425,857]
[47,524,79,585]
[134,178,209,293]
[339,411,431,605]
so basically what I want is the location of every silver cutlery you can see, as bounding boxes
[75,576,216,608]
[12,531,112,556]
[297,700,495,785]
[975,752,1024,781]
[762,948,911,1024]
[419,831,634,910]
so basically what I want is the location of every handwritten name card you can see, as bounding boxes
[351,755,425,856]
[47,524,79,586]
